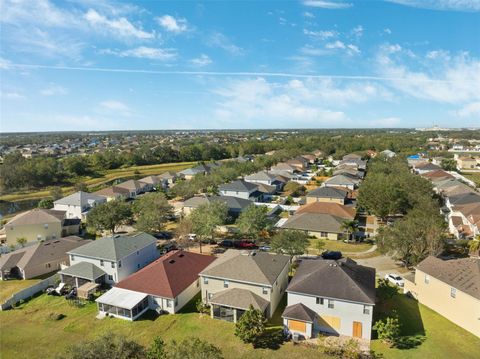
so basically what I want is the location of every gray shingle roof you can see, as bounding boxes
[53,191,105,206]
[282,303,317,322]
[219,180,258,192]
[200,250,290,286]
[281,213,345,233]
[306,186,347,199]
[68,232,156,261]
[324,174,360,186]
[116,180,146,191]
[245,171,277,182]
[60,261,106,280]
[210,196,253,211]
[287,258,376,304]
[209,288,270,311]
[416,256,480,300]
[449,192,480,206]
[7,208,65,226]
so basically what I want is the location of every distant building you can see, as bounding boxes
[53,191,106,220]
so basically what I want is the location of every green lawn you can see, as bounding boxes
[0,279,41,303]
[0,294,324,359]
[371,294,480,359]
[462,172,480,187]
[308,239,373,255]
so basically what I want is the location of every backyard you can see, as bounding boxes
[0,278,42,303]
[462,172,480,187]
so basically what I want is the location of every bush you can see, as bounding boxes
[373,315,401,347]
[47,312,66,321]
[376,279,398,301]
[235,305,266,344]
[195,299,210,314]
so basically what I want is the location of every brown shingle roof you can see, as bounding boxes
[296,202,356,219]
[282,303,317,322]
[416,256,480,300]
[116,250,216,298]
[6,208,65,226]
[209,288,270,311]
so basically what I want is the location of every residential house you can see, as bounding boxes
[270,162,298,174]
[296,202,356,220]
[94,186,130,202]
[342,153,363,161]
[115,180,148,198]
[457,156,478,170]
[158,171,179,188]
[281,212,348,240]
[5,209,80,244]
[244,170,286,191]
[179,163,214,180]
[283,257,375,341]
[138,175,162,191]
[0,236,88,280]
[60,232,158,287]
[404,256,480,338]
[182,195,254,218]
[200,250,290,322]
[219,180,263,201]
[301,154,317,164]
[414,162,442,174]
[338,158,367,171]
[421,170,454,181]
[53,191,106,220]
[324,174,361,190]
[96,250,216,320]
[306,187,348,205]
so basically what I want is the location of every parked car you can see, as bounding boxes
[211,247,226,254]
[235,240,257,249]
[154,231,173,240]
[219,240,235,248]
[160,242,177,255]
[258,244,271,251]
[385,273,404,287]
[321,251,342,260]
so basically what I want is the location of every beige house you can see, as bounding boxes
[457,156,478,170]
[94,186,130,202]
[404,256,480,338]
[305,187,348,205]
[200,250,290,322]
[4,208,80,245]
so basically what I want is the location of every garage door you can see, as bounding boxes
[318,315,341,330]
[288,320,306,332]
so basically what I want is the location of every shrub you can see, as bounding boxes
[373,316,401,347]
[195,299,210,314]
[47,312,66,321]
[376,279,398,301]
[234,305,266,344]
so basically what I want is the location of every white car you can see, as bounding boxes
[385,273,404,287]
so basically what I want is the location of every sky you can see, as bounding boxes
[0,0,479,132]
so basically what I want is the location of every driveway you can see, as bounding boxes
[356,254,411,278]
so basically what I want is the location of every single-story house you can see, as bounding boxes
[94,186,130,202]
[323,174,361,190]
[219,180,263,201]
[305,187,348,205]
[281,212,347,240]
[115,180,148,198]
[182,195,254,218]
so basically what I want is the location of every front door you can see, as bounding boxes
[353,321,362,338]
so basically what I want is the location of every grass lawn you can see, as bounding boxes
[0,162,195,202]
[0,279,41,303]
[462,172,480,187]
[308,239,373,255]
[371,294,480,359]
[0,293,324,359]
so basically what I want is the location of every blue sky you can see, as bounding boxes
[1,0,479,132]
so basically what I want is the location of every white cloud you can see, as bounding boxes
[207,32,244,55]
[0,91,25,100]
[99,100,132,116]
[326,40,346,49]
[190,54,212,67]
[156,15,188,33]
[384,28,392,34]
[0,57,13,69]
[347,44,360,54]
[351,25,364,38]
[457,102,480,117]
[102,46,176,61]
[386,0,480,12]
[303,29,338,39]
[426,50,451,61]
[300,45,330,56]
[40,84,68,96]
[84,9,154,39]
[303,1,353,9]
[303,11,315,18]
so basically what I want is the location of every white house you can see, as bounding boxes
[283,258,376,342]
[60,232,159,287]
[218,180,262,201]
[53,191,106,220]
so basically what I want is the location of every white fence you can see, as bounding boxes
[0,274,59,310]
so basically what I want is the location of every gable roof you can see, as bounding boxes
[116,180,146,191]
[255,183,277,194]
[200,250,290,286]
[209,288,270,311]
[219,180,258,192]
[54,191,105,207]
[0,236,88,272]
[115,250,216,298]
[210,196,254,211]
[68,232,156,261]
[449,192,480,206]
[245,171,277,182]
[6,208,65,226]
[94,185,130,198]
[415,162,442,171]
[287,258,376,304]
[60,261,106,280]
[416,256,480,300]
[281,213,345,233]
[158,171,178,179]
[343,153,362,160]
[422,170,454,180]
[139,175,161,185]
[324,174,360,186]
[282,303,317,323]
[306,186,348,199]
[296,202,356,219]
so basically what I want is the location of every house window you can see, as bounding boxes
[137,251,139,255]
[111,262,115,268]
[320,232,328,238]
[44,224,48,229]
[328,300,334,309]
[224,280,229,288]
[118,261,122,268]
[316,297,324,305]
[175,298,178,307]
[424,274,430,284]
[196,279,199,288]
[208,293,213,300]
[137,264,140,269]
[450,287,456,298]
[46,263,51,268]
[70,255,75,261]
[108,275,113,281]
[363,305,370,315]
[100,260,104,267]
[262,287,268,295]
[167,300,172,308]
[203,277,209,285]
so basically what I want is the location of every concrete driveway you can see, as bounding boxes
[356,254,411,278]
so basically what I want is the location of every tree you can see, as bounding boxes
[167,337,223,359]
[341,220,359,242]
[174,217,194,249]
[133,193,173,233]
[270,230,309,256]
[373,316,401,347]
[87,200,132,234]
[234,305,266,344]
[236,205,270,238]
[147,337,167,359]
[315,239,326,255]
[283,182,305,197]
[190,201,228,253]
[440,158,457,172]
[376,279,398,301]
[50,187,63,201]
[74,182,88,192]
[57,333,145,359]
[16,237,27,247]
[37,198,53,209]
[469,237,480,256]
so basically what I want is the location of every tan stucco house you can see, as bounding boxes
[404,256,480,338]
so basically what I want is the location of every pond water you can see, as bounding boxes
[0,199,41,218]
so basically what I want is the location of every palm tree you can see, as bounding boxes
[341,220,359,242]
[469,236,480,256]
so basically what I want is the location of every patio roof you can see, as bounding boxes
[59,262,106,281]
[96,287,148,310]
[209,288,269,312]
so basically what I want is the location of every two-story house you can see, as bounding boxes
[305,187,348,205]
[219,180,262,202]
[59,232,159,287]
[404,256,480,338]
[53,191,106,220]
[283,258,375,341]
[244,171,285,191]
[200,250,290,322]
